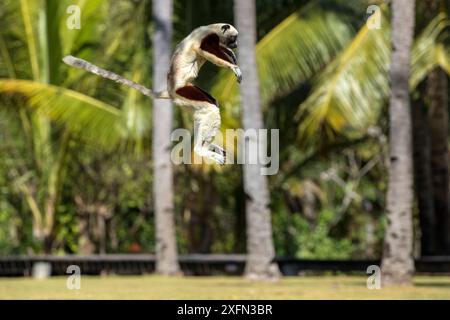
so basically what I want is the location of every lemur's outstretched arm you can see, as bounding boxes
[197,33,242,83]
[62,56,170,99]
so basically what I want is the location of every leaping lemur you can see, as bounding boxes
[64,23,242,165]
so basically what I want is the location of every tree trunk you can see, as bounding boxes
[412,98,435,255]
[152,0,180,275]
[77,214,95,255]
[381,0,416,286]
[234,0,280,280]
[427,69,450,254]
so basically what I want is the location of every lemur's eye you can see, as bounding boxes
[221,25,231,33]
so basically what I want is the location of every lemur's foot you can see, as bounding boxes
[194,147,226,165]
[211,153,225,165]
[210,144,226,158]
[204,151,225,165]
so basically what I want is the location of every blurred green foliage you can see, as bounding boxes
[0,0,448,257]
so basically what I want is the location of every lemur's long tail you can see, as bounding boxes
[62,55,170,99]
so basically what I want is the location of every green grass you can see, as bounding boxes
[1,275,450,299]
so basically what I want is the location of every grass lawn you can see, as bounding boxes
[0,275,450,299]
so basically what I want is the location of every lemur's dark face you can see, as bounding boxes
[227,34,238,48]
[220,24,238,49]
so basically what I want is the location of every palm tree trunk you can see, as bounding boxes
[152,0,180,275]
[234,0,280,280]
[381,0,416,286]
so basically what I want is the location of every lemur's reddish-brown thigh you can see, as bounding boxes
[175,85,217,105]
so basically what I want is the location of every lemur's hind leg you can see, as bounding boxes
[175,85,226,165]
[193,108,225,165]
[209,143,226,158]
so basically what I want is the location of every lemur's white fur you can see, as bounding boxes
[63,23,241,165]
[167,23,241,165]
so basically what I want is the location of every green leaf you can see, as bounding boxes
[211,2,354,110]
[0,79,123,149]
[296,10,390,142]
[20,0,41,80]
[296,12,450,144]
[410,13,450,89]
[59,0,105,55]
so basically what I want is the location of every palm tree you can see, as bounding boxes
[3,0,450,257]
[213,0,449,263]
[0,0,152,252]
[213,1,450,144]
[234,0,280,280]
[0,0,85,252]
[381,0,416,286]
[152,0,180,275]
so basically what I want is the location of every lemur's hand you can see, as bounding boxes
[232,66,242,83]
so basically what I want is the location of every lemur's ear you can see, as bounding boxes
[221,24,231,33]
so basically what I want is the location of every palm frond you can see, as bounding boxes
[20,0,40,80]
[59,0,105,55]
[0,0,35,79]
[0,33,16,78]
[40,0,66,85]
[410,14,450,88]
[297,12,450,144]
[296,11,390,142]
[436,44,450,74]
[211,3,354,110]
[121,66,152,153]
[0,79,123,148]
